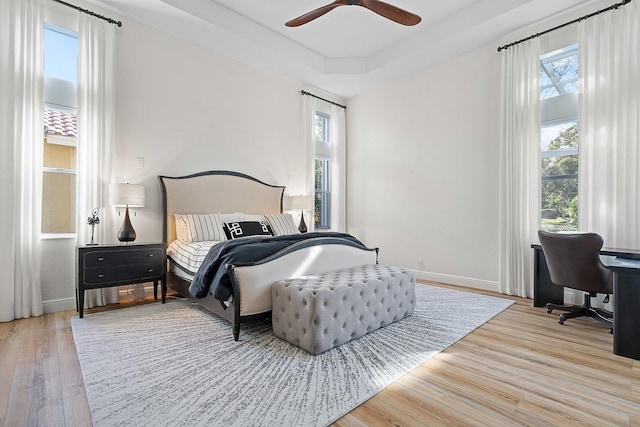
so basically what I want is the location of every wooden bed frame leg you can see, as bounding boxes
[233,322,240,341]
[229,265,242,341]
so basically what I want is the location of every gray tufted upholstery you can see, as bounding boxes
[271,264,416,354]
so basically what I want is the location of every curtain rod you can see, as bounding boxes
[301,90,346,109]
[497,0,631,52]
[51,0,122,27]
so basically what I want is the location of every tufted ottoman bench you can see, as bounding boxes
[271,264,416,354]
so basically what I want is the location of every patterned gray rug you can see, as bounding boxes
[72,284,513,427]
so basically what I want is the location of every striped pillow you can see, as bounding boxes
[264,213,300,236]
[174,213,226,243]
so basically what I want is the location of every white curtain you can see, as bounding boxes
[300,94,317,231]
[0,0,45,322]
[578,1,640,249]
[330,104,347,232]
[77,14,119,308]
[498,38,541,298]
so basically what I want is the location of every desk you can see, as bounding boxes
[531,244,640,307]
[532,244,640,360]
[609,258,640,360]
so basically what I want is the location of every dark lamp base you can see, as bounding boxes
[298,210,307,233]
[118,206,137,242]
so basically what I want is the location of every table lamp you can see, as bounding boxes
[291,195,313,233]
[109,183,145,242]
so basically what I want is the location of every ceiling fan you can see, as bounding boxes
[285,0,421,27]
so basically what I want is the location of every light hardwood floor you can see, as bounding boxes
[1,282,639,426]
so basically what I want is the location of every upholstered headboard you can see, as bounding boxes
[159,171,285,243]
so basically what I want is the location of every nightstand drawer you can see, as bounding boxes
[83,262,165,285]
[83,248,164,268]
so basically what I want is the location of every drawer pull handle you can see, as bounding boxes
[148,269,154,273]
[98,257,105,261]
[98,274,105,278]
[147,254,154,257]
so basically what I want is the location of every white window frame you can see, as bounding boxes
[315,111,332,230]
[42,21,78,237]
[539,40,579,231]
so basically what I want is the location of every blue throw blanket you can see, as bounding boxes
[189,232,366,302]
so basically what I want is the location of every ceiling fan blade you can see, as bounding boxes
[285,1,348,27]
[361,0,421,26]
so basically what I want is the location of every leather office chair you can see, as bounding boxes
[537,230,613,331]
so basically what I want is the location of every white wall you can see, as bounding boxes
[41,11,317,311]
[347,45,502,290]
[346,0,614,292]
[110,17,306,242]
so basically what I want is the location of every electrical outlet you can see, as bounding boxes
[417,258,425,271]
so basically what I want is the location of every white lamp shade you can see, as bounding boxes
[109,183,145,207]
[291,195,313,211]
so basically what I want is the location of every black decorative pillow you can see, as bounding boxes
[223,221,273,240]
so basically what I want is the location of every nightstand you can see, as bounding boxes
[76,242,167,318]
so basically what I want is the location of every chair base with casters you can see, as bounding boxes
[546,292,613,333]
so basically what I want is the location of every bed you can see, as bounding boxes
[159,170,379,340]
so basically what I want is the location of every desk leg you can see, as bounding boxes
[533,248,564,307]
[613,272,640,360]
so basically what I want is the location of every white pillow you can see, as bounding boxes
[243,213,267,222]
[175,213,226,243]
[174,214,190,243]
[219,212,244,223]
[264,213,300,236]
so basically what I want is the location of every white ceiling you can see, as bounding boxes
[91,0,601,99]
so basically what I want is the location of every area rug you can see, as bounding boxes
[71,284,514,427]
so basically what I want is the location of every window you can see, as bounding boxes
[540,44,579,231]
[315,113,330,142]
[42,24,78,234]
[314,112,331,229]
[540,44,578,99]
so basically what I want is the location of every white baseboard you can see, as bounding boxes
[414,270,500,293]
[43,297,77,314]
[42,284,157,314]
[564,291,576,305]
[43,277,497,315]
